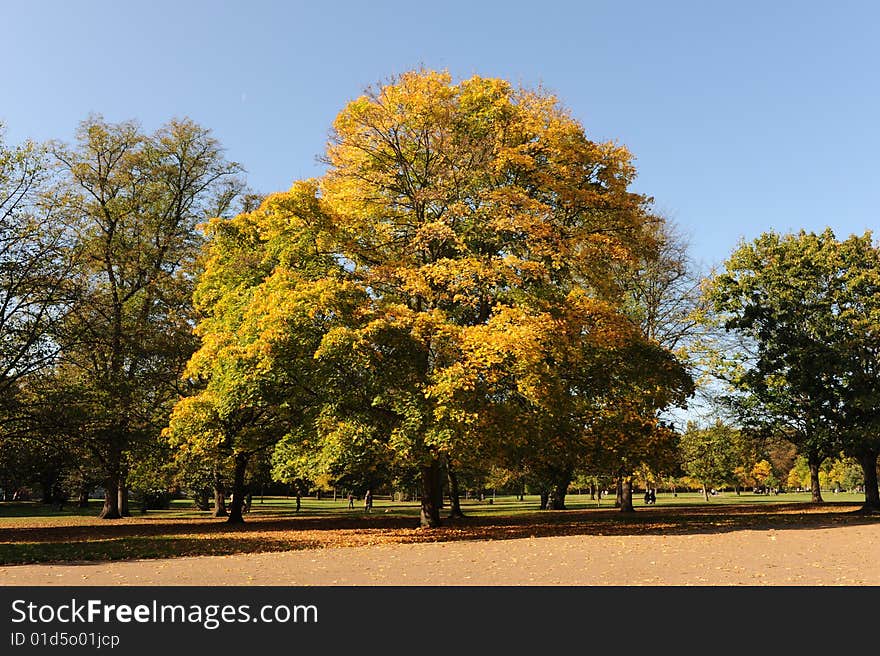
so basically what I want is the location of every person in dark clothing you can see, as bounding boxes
[364,489,373,512]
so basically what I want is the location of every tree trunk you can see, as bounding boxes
[703,485,709,502]
[213,487,227,516]
[99,471,121,519]
[295,494,301,512]
[614,477,623,508]
[550,476,569,510]
[118,481,130,517]
[619,475,635,513]
[589,483,596,500]
[419,460,442,528]
[447,462,464,519]
[808,456,824,503]
[41,475,54,504]
[213,464,227,516]
[226,453,249,524]
[539,490,549,510]
[858,450,880,511]
[78,487,90,508]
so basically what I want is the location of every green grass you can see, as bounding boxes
[0,489,867,522]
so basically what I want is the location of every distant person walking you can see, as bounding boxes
[348,493,354,509]
[364,489,373,512]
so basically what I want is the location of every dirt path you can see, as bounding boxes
[3,522,879,586]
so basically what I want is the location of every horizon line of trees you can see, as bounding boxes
[2,69,880,528]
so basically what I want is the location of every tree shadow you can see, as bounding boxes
[2,501,877,566]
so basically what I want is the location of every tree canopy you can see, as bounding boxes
[165,70,694,526]
[707,229,880,510]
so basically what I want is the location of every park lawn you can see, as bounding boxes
[0,493,874,566]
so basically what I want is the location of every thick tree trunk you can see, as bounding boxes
[419,460,442,528]
[99,471,121,519]
[858,450,880,511]
[539,490,549,510]
[447,462,464,519]
[226,453,249,524]
[615,477,623,508]
[589,483,596,501]
[550,475,569,510]
[78,487,90,508]
[619,476,635,513]
[809,455,824,503]
[703,485,709,502]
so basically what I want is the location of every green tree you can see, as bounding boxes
[679,420,740,500]
[52,115,242,518]
[708,229,880,510]
[830,234,880,509]
[0,126,75,407]
[706,230,844,503]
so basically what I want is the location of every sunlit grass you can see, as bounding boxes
[0,489,867,522]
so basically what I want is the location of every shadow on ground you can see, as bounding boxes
[2,501,878,566]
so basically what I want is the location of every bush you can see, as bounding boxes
[141,489,172,511]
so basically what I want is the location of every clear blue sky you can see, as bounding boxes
[5,1,879,269]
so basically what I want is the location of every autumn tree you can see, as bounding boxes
[171,70,692,529]
[825,456,863,493]
[165,181,365,523]
[315,70,690,527]
[52,115,243,518]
